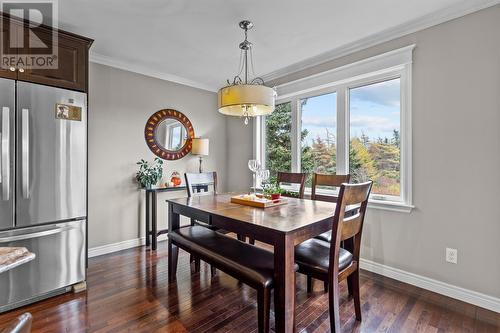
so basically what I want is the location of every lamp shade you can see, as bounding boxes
[191,138,209,156]
[218,84,276,116]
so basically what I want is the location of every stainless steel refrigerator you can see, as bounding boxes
[0,79,87,312]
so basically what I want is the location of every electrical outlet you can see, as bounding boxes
[446,248,458,264]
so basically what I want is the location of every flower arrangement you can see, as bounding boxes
[263,179,284,200]
[263,182,284,196]
[136,158,163,188]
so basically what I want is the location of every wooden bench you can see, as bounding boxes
[169,225,293,333]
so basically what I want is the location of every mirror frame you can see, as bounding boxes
[144,109,195,160]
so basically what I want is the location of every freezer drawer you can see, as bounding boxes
[0,220,86,312]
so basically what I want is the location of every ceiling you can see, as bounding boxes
[57,0,498,91]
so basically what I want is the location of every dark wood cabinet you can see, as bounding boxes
[0,13,93,92]
[0,16,20,79]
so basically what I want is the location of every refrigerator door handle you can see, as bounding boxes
[0,225,74,243]
[1,106,9,200]
[22,108,30,199]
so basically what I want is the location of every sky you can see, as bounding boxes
[301,78,400,146]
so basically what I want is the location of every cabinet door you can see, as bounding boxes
[0,18,20,80]
[17,28,88,92]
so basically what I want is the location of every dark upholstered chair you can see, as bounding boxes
[295,181,372,332]
[169,226,287,333]
[311,173,351,244]
[0,313,32,333]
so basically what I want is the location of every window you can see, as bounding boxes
[349,78,401,197]
[265,102,292,179]
[300,92,337,186]
[257,46,413,211]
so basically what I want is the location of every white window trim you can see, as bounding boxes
[255,45,415,213]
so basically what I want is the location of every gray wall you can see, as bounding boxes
[88,63,225,248]
[227,5,500,298]
[226,117,253,191]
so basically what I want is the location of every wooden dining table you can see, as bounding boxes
[167,193,353,333]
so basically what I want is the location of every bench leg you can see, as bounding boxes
[248,237,255,245]
[168,240,178,282]
[307,276,313,293]
[211,265,217,277]
[257,288,271,333]
[194,258,201,272]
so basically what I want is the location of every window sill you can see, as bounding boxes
[368,199,414,213]
[255,186,414,213]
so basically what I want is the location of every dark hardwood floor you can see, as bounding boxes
[1,241,499,332]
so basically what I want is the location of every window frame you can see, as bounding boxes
[255,46,414,212]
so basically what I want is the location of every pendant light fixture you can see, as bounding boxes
[218,20,276,125]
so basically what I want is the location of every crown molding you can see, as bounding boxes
[89,52,217,93]
[262,0,500,83]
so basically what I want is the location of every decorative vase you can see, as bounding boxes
[170,171,182,186]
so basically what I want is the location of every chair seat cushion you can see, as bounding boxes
[169,226,278,288]
[314,231,332,243]
[295,238,353,275]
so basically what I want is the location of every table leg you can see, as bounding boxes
[145,191,150,247]
[152,191,158,251]
[168,203,180,282]
[274,235,296,333]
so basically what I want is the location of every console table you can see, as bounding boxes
[144,187,186,250]
[144,184,209,250]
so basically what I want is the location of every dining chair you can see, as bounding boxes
[277,172,306,198]
[310,173,351,292]
[185,172,217,197]
[295,181,372,332]
[0,313,32,333]
[185,172,218,274]
[312,173,351,244]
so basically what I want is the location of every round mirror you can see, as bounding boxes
[144,109,195,160]
[155,118,187,151]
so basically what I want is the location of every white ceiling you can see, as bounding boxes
[58,0,498,91]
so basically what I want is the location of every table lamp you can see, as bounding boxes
[191,138,209,173]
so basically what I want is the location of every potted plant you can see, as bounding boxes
[136,158,163,189]
[263,181,284,200]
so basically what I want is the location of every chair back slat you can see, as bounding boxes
[277,172,306,199]
[340,213,363,241]
[311,173,351,202]
[184,172,217,197]
[312,194,339,203]
[341,182,372,206]
[328,181,372,277]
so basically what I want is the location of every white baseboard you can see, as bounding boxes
[360,258,500,313]
[88,235,168,258]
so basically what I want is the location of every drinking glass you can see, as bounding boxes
[257,169,270,185]
[248,160,261,194]
[248,160,260,173]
